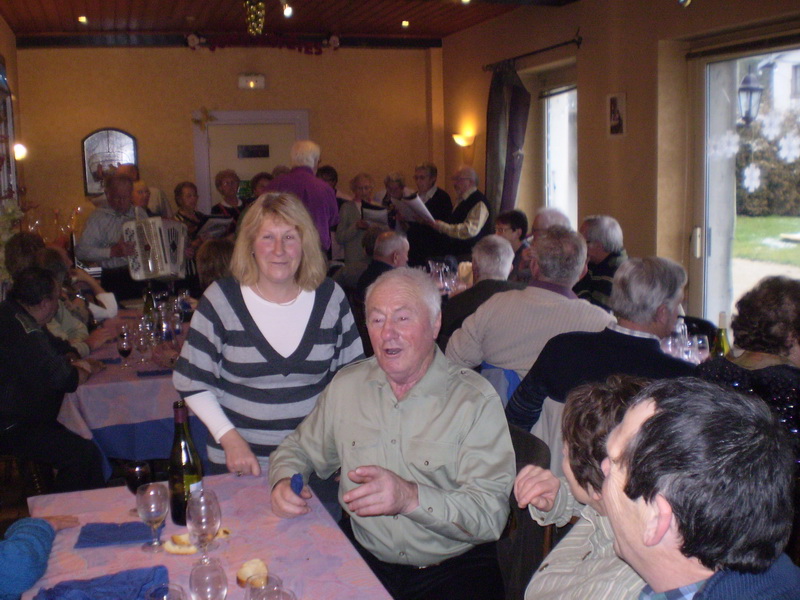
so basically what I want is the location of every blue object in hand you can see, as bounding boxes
[290,473,303,496]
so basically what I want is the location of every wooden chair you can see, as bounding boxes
[496,425,551,600]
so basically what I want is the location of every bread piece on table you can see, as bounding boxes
[237,558,269,587]
[164,539,198,555]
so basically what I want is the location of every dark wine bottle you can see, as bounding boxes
[143,284,156,326]
[168,400,203,525]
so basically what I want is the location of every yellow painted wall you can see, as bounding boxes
[441,0,800,264]
[17,46,443,225]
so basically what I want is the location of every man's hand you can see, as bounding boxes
[219,429,261,476]
[514,465,560,511]
[86,326,114,350]
[43,515,79,531]
[110,240,135,257]
[343,465,419,517]
[270,478,312,518]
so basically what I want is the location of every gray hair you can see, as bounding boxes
[582,215,624,254]
[611,257,686,323]
[373,231,408,259]
[472,235,514,281]
[365,267,441,327]
[290,140,321,169]
[456,166,479,188]
[531,226,587,287]
[384,172,406,188]
[534,207,571,231]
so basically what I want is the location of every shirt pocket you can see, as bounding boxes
[405,439,458,488]
[340,427,385,476]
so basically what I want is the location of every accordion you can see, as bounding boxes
[122,217,188,280]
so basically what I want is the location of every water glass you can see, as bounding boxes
[245,575,283,600]
[189,557,227,600]
[187,488,222,563]
[146,583,187,600]
[136,483,169,553]
[692,334,710,363]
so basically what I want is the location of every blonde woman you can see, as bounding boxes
[174,193,364,475]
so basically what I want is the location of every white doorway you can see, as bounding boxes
[192,110,309,213]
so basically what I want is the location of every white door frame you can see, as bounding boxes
[192,110,310,213]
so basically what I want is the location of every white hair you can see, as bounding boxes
[365,267,441,327]
[290,140,321,169]
[582,215,624,254]
[611,257,686,323]
[456,166,479,188]
[531,227,586,286]
[534,207,571,231]
[373,231,408,259]
[472,235,514,281]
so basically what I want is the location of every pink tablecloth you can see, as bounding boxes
[24,473,391,600]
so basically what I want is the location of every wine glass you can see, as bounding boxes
[146,583,188,600]
[189,557,227,600]
[245,575,283,600]
[117,333,133,369]
[135,331,150,364]
[136,482,169,553]
[186,488,222,563]
[124,460,152,515]
[692,334,710,363]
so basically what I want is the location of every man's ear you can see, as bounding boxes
[643,493,673,547]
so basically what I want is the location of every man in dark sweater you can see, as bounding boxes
[355,231,409,303]
[506,257,695,475]
[0,267,105,491]
[603,378,800,600]
[437,235,524,351]
[572,214,627,312]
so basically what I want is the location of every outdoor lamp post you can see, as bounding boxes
[738,71,763,126]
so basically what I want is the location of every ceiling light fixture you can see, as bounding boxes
[244,0,266,36]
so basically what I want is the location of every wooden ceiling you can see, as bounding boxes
[0,0,577,49]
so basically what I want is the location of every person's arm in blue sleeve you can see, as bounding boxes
[0,518,56,595]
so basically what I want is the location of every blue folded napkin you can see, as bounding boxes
[136,369,172,378]
[33,565,168,600]
[99,357,122,365]
[74,521,153,548]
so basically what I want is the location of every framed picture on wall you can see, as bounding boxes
[607,93,626,137]
[82,128,137,196]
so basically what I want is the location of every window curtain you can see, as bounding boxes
[485,63,532,218]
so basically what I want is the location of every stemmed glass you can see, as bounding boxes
[117,333,133,369]
[245,575,294,600]
[135,328,151,364]
[146,583,188,600]
[186,488,222,563]
[692,334,710,363]
[136,482,169,553]
[124,460,152,515]
[189,557,227,600]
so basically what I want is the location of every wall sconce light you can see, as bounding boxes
[452,134,475,147]
[13,143,27,161]
[738,70,763,126]
[238,73,266,90]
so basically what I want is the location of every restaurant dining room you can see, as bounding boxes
[1,0,800,598]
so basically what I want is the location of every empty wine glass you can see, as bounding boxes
[124,460,152,515]
[135,330,150,364]
[189,557,227,600]
[146,583,187,600]
[245,575,283,600]
[187,488,222,563]
[136,482,169,553]
[692,334,710,363]
[117,333,133,369]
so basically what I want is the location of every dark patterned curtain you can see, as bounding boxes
[485,63,531,219]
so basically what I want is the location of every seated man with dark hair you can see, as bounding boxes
[515,375,647,600]
[0,267,105,492]
[602,378,800,599]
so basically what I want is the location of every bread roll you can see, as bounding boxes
[236,558,269,587]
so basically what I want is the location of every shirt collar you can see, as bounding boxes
[639,579,707,600]
[421,186,438,202]
[608,322,660,342]
[528,279,578,299]
[365,346,450,405]
[460,186,477,201]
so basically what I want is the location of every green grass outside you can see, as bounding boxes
[734,215,800,267]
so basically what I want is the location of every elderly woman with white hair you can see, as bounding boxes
[174,192,363,476]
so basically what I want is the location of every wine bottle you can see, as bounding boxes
[168,400,203,525]
[143,285,156,326]
[710,311,731,359]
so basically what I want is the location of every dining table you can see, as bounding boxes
[22,472,392,599]
[57,310,210,477]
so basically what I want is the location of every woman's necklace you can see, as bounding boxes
[254,280,301,307]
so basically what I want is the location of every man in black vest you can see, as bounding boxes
[429,166,492,261]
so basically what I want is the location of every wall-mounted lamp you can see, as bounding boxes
[238,73,266,90]
[452,134,475,147]
[13,143,27,161]
[738,71,763,126]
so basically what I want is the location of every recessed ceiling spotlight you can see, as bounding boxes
[283,3,293,17]
[78,16,88,24]
[401,20,410,28]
